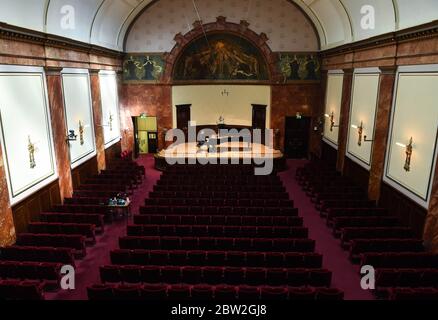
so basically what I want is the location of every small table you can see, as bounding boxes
[108,199,132,219]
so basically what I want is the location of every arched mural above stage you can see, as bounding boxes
[173,33,269,82]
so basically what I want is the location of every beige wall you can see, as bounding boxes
[323,73,344,147]
[172,85,271,128]
[0,66,57,205]
[385,66,438,207]
[347,71,380,168]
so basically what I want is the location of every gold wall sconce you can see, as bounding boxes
[28,135,36,169]
[351,121,374,146]
[109,113,114,131]
[79,120,85,146]
[396,137,414,172]
[325,112,339,132]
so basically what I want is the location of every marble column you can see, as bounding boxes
[368,67,397,201]
[336,69,354,172]
[90,70,106,172]
[424,158,438,253]
[0,145,16,246]
[45,67,73,201]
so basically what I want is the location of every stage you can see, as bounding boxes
[154,141,286,172]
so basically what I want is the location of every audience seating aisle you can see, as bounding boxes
[87,165,344,301]
[296,161,438,300]
[0,154,145,300]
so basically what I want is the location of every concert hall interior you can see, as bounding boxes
[0,0,438,304]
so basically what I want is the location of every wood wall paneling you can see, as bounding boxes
[344,157,371,193]
[11,180,61,234]
[71,157,98,190]
[380,183,427,238]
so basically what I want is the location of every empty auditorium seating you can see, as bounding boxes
[296,160,435,299]
[28,222,96,242]
[87,284,344,301]
[0,246,74,265]
[40,213,105,233]
[85,163,344,301]
[0,280,45,300]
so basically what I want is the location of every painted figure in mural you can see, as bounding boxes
[279,53,320,82]
[28,135,36,169]
[305,55,318,80]
[176,34,269,81]
[123,55,164,81]
[289,55,300,80]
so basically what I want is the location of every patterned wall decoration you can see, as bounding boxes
[173,33,269,81]
[123,54,165,82]
[277,53,321,82]
[125,0,319,53]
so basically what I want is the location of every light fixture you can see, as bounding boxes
[325,111,339,132]
[79,120,85,146]
[221,89,230,97]
[140,113,147,119]
[351,121,374,146]
[296,112,302,120]
[396,137,414,172]
[28,135,36,169]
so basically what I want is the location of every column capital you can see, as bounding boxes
[44,66,63,75]
[342,68,354,75]
[379,66,397,75]
[89,68,101,75]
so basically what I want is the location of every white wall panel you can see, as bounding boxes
[0,66,57,205]
[99,71,121,148]
[384,65,438,207]
[323,73,344,148]
[347,71,380,168]
[61,70,96,168]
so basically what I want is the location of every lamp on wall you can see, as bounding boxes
[79,120,85,146]
[396,137,414,172]
[351,121,374,146]
[325,111,339,132]
[28,135,36,169]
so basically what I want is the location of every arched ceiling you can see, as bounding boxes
[0,0,437,52]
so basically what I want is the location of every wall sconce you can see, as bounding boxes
[396,137,414,172]
[109,113,114,131]
[79,120,85,146]
[66,130,77,142]
[351,121,374,146]
[28,135,36,169]
[325,112,339,132]
[296,112,302,120]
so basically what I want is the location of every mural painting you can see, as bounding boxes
[123,54,165,82]
[173,33,269,81]
[278,53,320,82]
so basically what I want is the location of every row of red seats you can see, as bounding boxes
[88,283,344,301]
[361,253,438,269]
[327,208,388,224]
[140,206,298,216]
[119,236,316,252]
[0,280,44,300]
[319,200,376,215]
[332,216,399,235]
[100,265,332,287]
[153,184,286,192]
[150,191,289,200]
[28,222,96,242]
[16,234,86,257]
[41,213,105,232]
[350,239,425,260]
[0,261,61,286]
[341,227,414,245]
[0,247,75,265]
[133,215,304,227]
[376,268,438,290]
[127,225,309,239]
[76,184,127,192]
[389,287,438,300]
[145,198,294,208]
[110,250,322,268]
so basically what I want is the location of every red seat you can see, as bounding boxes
[289,287,316,300]
[224,267,245,285]
[191,285,214,300]
[168,285,191,300]
[238,286,260,300]
[140,284,167,300]
[316,288,344,300]
[87,284,114,300]
[260,286,288,300]
[215,285,237,300]
[113,285,140,300]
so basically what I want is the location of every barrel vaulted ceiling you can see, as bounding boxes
[0,0,437,52]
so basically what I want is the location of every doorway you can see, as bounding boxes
[284,116,311,159]
[133,116,158,157]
